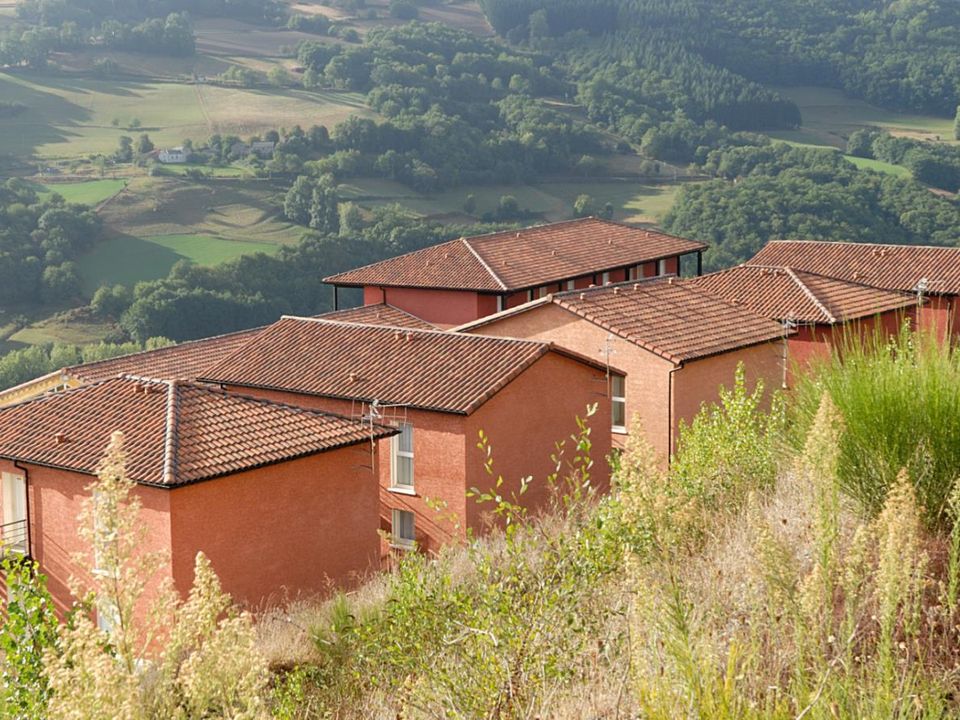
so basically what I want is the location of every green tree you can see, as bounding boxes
[573,193,597,218]
[115,136,133,162]
[309,176,340,234]
[283,175,314,226]
[338,201,363,235]
[135,133,154,156]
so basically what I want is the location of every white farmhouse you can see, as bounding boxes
[158,147,187,163]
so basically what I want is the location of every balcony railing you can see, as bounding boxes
[0,519,28,557]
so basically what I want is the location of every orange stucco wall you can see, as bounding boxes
[459,303,675,458]
[168,448,382,609]
[0,460,172,620]
[461,303,782,461]
[464,351,612,533]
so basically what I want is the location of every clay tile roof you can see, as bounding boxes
[690,265,917,324]
[324,218,706,292]
[750,240,960,296]
[317,303,437,329]
[68,328,264,384]
[0,377,393,487]
[200,317,556,415]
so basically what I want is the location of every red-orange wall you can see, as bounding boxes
[221,352,611,554]
[363,286,482,327]
[464,351,612,533]
[917,295,957,343]
[1,446,383,619]
[0,460,172,620]
[168,448,382,609]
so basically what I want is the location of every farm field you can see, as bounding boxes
[98,176,303,245]
[0,70,373,160]
[342,179,687,225]
[38,179,127,205]
[844,155,912,178]
[769,86,955,149]
[76,233,279,293]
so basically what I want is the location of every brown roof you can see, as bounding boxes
[317,303,436,329]
[750,241,960,296]
[324,218,706,292]
[0,377,393,487]
[200,317,575,415]
[459,277,789,364]
[690,265,917,324]
[68,328,264,384]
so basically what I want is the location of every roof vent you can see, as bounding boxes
[516,232,520,238]
[54,432,67,445]
[425,259,432,267]
[852,271,860,280]
[633,283,640,291]
[349,372,359,382]
[579,293,586,300]
[613,287,620,295]
[667,277,674,285]
[588,283,596,288]
[608,239,613,245]
[551,249,557,256]
[394,329,403,340]
[443,252,449,259]
[405,331,414,343]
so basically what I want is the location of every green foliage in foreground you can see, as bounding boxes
[791,325,960,525]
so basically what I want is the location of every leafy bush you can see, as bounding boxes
[791,325,960,525]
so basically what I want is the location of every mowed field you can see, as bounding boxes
[0,70,373,160]
[38,179,127,205]
[340,179,687,225]
[768,86,955,149]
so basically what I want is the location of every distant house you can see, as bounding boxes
[229,142,251,159]
[324,218,708,327]
[750,240,960,340]
[691,265,918,378]
[456,277,788,460]
[158,147,187,163]
[250,141,275,158]
[0,377,395,618]
[199,317,614,554]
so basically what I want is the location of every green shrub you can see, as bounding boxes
[791,325,960,525]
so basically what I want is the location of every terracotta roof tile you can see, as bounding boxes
[317,303,437,329]
[200,317,555,415]
[325,218,706,292]
[459,277,789,364]
[69,328,264,384]
[691,265,916,324]
[750,241,960,296]
[0,377,392,487]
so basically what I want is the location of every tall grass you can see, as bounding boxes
[791,325,960,524]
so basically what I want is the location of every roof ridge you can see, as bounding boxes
[162,379,180,485]
[783,267,914,297]
[783,267,836,324]
[461,237,508,290]
[766,239,960,252]
[67,327,263,380]
[279,315,547,346]
[322,238,463,281]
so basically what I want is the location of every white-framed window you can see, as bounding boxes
[1,472,27,555]
[611,374,627,433]
[391,509,416,549]
[535,285,549,299]
[496,295,505,312]
[566,279,576,291]
[602,271,611,285]
[628,266,639,281]
[390,423,414,491]
[97,599,119,635]
[657,259,668,276]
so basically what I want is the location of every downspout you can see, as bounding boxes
[333,285,339,311]
[380,286,387,304]
[13,460,30,559]
[667,364,681,461]
[697,251,703,277]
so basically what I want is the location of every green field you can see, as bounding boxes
[76,233,279,292]
[341,179,687,224]
[844,155,912,178]
[770,86,955,149]
[0,70,374,160]
[38,179,127,205]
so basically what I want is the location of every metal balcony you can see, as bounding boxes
[0,519,28,557]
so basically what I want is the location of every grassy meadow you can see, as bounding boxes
[340,178,687,224]
[37,179,127,205]
[770,85,955,149]
[0,70,373,160]
[75,233,279,293]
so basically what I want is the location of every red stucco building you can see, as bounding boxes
[750,241,960,341]
[691,264,918,381]
[199,316,614,554]
[0,377,395,618]
[456,277,788,460]
[324,217,707,327]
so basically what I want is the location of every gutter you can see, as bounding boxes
[667,364,682,461]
